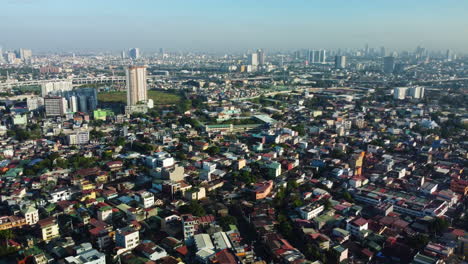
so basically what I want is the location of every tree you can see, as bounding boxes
[407,233,429,250]
[206,146,220,156]
[179,201,206,217]
[115,137,126,146]
[218,215,237,231]
[343,192,354,202]
[429,217,449,235]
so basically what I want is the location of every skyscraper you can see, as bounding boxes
[312,50,320,63]
[380,46,386,57]
[129,48,140,60]
[0,46,4,63]
[335,56,346,69]
[319,50,327,63]
[248,53,259,66]
[18,48,32,61]
[126,66,147,106]
[257,49,265,65]
[383,56,395,74]
[446,49,453,61]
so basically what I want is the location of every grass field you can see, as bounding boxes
[97,91,181,105]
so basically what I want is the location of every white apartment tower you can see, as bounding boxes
[248,53,259,66]
[126,66,148,106]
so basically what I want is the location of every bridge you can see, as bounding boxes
[0,76,127,90]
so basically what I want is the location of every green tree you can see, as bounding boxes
[343,191,354,202]
[218,215,237,231]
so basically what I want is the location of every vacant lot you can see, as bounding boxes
[98,90,181,105]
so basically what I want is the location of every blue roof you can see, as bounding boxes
[28,158,44,166]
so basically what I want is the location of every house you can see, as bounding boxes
[22,206,39,225]
[115,226,139,253]
[64,242,106,264]
[37,217,60,242]
[135,191,155,208]
[297,203,325,220]
[184,187,206,201]
[346,217,369,238]
[253,180,273,200]
[135,241,168,261]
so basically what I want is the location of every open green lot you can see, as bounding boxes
[97,90,181,105]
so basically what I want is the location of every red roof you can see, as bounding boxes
[353,217,368,226]
[175,246,188,256]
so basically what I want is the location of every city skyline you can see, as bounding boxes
[2,0,468,53]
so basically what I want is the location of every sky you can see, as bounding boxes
[1,0,468,53]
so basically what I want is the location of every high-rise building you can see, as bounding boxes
[446,49,454,61]
[380,46,386,57]
[126,66,147,107]
[394,63,406,74]
[409,86,425,99]
[335,56,346,69]
[27,97,44,111]
[311,50,320,63]
[129,48,140,60]
[45,96,68,116]
[319,50,327,63]
[68,96,78,112]
[41,81,73,97]
[62,88,98,113]
[393,87,408,100]
[121,50,126,59]
[257,49,265,65]
[248,52,259,66]
[383,56,395,74]
[18,48,32,61]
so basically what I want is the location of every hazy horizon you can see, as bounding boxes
[2,0,468,53]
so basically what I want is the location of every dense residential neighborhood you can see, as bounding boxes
[0,45,467,264]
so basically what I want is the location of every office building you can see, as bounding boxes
[45,96,68,116]
[129,48,140,59]
[383,56,395,74]
[41,81,73,96]
[248,52,258,66]
[257,49,265,65]
[335,55,346,69]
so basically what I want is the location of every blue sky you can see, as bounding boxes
[2,0,468,52]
